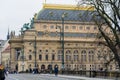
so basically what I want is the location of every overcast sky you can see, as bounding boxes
[0,0,77,40]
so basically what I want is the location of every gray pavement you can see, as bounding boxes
[5,73,115,80]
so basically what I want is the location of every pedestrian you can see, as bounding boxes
[54,66,58,76]
[6,70,9,76]
[0,65,7,80]
[29,68,32,73]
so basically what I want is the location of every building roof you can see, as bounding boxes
[0,40,7,47]
[0,40,8,51]
[36,4,97,22]
[2,45,10,53]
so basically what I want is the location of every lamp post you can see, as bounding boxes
[55,13,65,73]
[61,14,65,74]
[21,48,24,72]
[21,28,24,72]
[34,36,37,68]
[33,35,37,74]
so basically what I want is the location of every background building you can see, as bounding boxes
[9,4,116,72]
[1,45,10,70]
[0,40,9,64]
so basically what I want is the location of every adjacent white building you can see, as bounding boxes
[0,40,9,64]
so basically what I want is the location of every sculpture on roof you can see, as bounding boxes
[21,23,29,32]
[20,23,29,35]
[21,14,36,33]
[30,13,37,29]
[30,18,34,29]
[23,23,29,29]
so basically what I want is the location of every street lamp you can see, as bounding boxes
[55,13,65,73]
[21,27,25,72]
[61,14,65,74]
[34,36,37,68]
[56,14,65,72]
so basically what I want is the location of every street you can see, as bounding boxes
[5,74,81,80]
[5,73,113,80]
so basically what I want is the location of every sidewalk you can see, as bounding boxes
[40,74,115,80]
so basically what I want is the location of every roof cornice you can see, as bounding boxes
[43,4,94,11]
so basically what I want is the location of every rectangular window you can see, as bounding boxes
[58,55,62,61]
[74,55,78,61]
[65,26,69,29]
[89,55,91,62]
[92,55,94,61]
[94,27,97,30]
[72,26,76,29]
[29,55,32,60]
[52,54,55,60]
[43,25,47,29]
[46,55,48,60]
[39,55,42,60]
[79,26,83,30]
[50,25,54,29]
[86,27,90,30]
[66,55,69,61]
[81,55,83,62]
[69,56,71,61]
[84,55,86,62]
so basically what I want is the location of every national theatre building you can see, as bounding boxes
[9,4,116,72]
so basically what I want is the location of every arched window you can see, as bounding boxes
[66,50,71,54]
[88,50,94,62]
[66,50,71,61]
[74,50,78,54]
[73,50,79,61]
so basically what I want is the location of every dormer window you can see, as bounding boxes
[63,12,68,17]
[78,13,82,18]
[49,11,53,17]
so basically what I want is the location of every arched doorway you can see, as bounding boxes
[14,64,18,73]
[41,64,45,71]
[48,64,52,70]
[15,64,18,71]
[48,64,53,73]
[28,64,32,73]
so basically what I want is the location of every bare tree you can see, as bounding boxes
[77,0,120,69]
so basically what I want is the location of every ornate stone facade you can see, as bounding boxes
[9,4,116,72]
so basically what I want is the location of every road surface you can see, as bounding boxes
[5,73,113,80]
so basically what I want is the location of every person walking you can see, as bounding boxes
[54,66,58,76]
[0,64,7,80]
